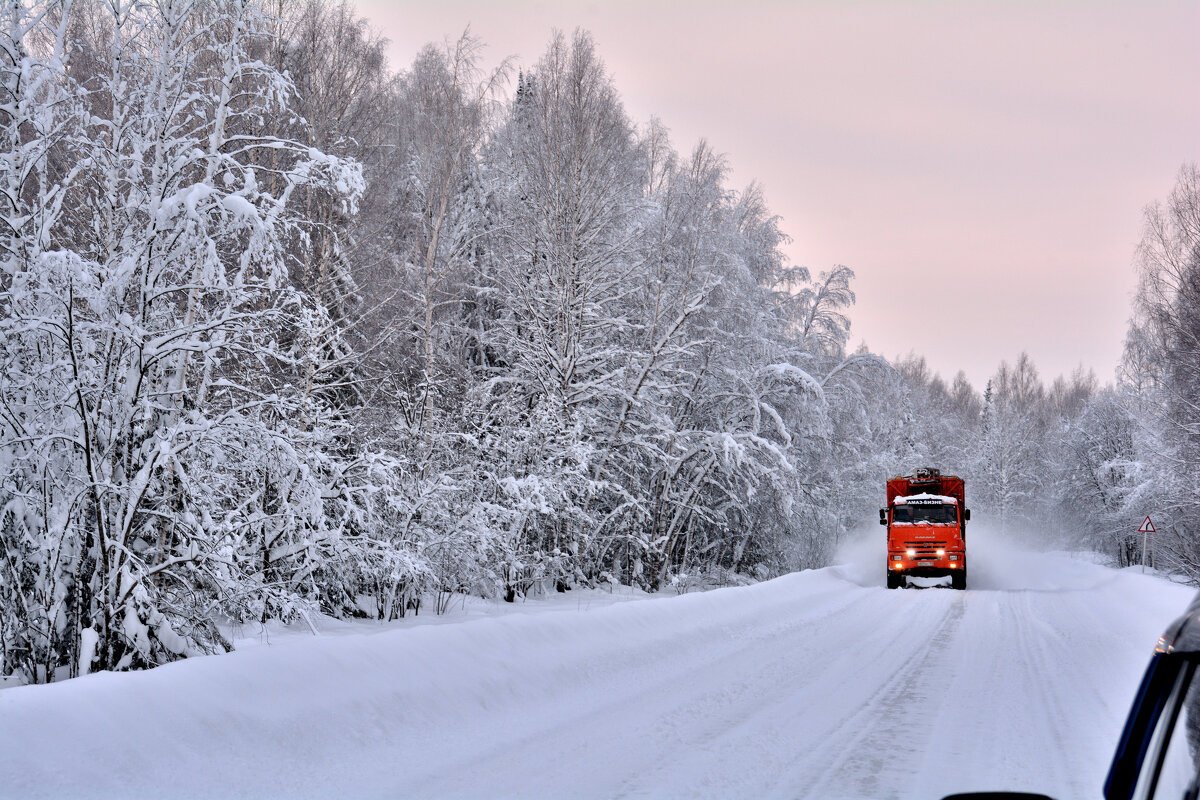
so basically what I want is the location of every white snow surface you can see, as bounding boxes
[894,492,957,504]
[0,529,1193,800]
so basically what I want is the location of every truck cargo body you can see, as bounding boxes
[880,469,969,590]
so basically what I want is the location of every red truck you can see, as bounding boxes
[879,468,970,590]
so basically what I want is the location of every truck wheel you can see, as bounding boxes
[887,572,901,589]
[953,570,966,590]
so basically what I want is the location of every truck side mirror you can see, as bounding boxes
[964,509,971,521]
[879,509,887,525]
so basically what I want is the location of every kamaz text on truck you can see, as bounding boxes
[879,468,970,590]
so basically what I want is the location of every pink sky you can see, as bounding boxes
[355,0,1199,390]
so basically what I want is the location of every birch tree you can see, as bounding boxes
[1122,164,1200,576]
[0,0,367,682]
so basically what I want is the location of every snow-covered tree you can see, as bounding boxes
[0,0,374,682]
[1120,163,1200,577]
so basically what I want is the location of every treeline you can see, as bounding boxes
[2,0,1196,687]
[865,164,1200,578]
[0,0,887,684]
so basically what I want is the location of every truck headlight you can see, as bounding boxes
[949,555,958,561]
[907,549,916,557]
[937,549,945,556]
[893,555,902,561]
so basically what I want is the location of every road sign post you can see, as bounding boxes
[1138,516,1156,573]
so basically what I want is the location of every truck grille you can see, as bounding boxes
[904,540,947,555]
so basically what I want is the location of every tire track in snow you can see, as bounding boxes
[402,579,879,798]
[610,589,960,799]
[782,591,967,800]
[1013,593,1076,795]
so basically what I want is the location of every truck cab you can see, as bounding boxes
[880,468,970,590]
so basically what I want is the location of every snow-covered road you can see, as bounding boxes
[1,532,1192,800]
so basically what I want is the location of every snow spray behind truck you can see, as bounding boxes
[879,468,970,590]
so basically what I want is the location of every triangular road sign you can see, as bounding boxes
[1138,516,1156,534]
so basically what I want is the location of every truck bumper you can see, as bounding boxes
[902,566,960,579]
[889,561,964,579]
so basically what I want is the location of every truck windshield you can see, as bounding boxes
[893,504,958,524]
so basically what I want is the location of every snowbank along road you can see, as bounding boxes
[0,530,1191,799]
